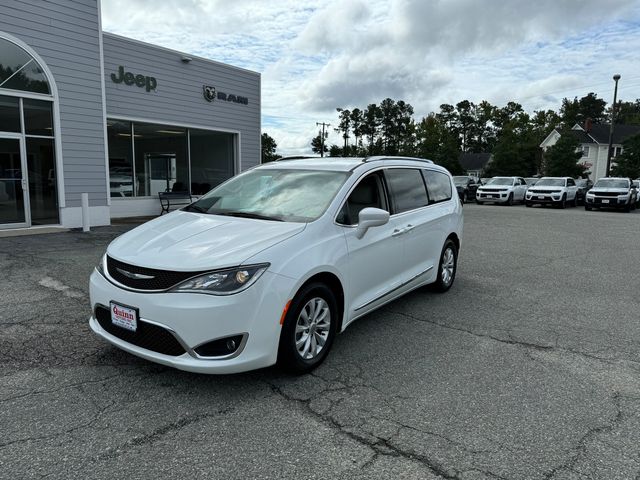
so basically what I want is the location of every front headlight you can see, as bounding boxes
[96,253,106,276]
[170,263,270,295]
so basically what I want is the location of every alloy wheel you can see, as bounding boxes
[441,247,455,286]
[295,297,331,360]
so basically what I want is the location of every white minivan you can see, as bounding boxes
[89,156,463,374]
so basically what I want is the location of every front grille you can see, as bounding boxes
[480,188,505,193]
[529,189,561,194]
[95,305,186,356]
[592,191,625,197]
[107,256,208,291]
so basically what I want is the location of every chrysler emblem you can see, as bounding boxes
[203,85,216,102]
[116,268,155,280]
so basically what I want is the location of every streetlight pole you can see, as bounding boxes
[605,74,621,177]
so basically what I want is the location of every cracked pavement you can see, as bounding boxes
[1,205,639,479]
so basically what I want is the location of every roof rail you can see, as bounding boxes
[362,156,434,164]
[274,155,320,162]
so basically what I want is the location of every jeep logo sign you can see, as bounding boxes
[110,66,157,92]
[203,84,248,105]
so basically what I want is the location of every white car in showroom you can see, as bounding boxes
[585,177,637,212]
[90,157,464,374]
[524,177,579,208]
[475,176,528,205]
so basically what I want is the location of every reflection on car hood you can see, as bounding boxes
[529,185,564,191]
[107,210,306,271]
[589,187,629,193]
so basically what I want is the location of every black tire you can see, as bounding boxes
[506,193,513,206]
[572,194,578,207]
[559,194,566,209]
[277,283,338,374]
[525,201,532,208]
[432,239,458,293]
[585,205,592,211]
[475,199,482,205]
[623,202,631,213]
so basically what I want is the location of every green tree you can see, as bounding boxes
[543,131,584,177]
[311,133,328,155]
[350,108,364,152]
[610,99,640,125]
[261,132,280,163]
[361,103,382,154]
[335,108,351,151]
[485,113,539,177]
[560,92,607,126]
[415,114,463,174]
[611,133,640,178]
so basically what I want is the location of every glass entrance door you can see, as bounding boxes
[0,135,28,228]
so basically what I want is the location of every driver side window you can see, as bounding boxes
[336,172,387,226]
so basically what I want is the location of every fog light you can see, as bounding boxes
[194,334,244,357]
[235,270,250,284]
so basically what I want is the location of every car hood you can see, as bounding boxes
[478,185,512,190]
[529,185,564,191]
[107,210,306,271]
[589,187,629,193]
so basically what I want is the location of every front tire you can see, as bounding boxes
[277,283,338,374]
[572,194,578,207]
[559,194,567,209]
[525,201,532,207]
[585,205,592,211]
[432,239,457,293]
[506,193,513,206]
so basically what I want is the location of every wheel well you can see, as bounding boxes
[300,272,345,332]
[447,233,460,252]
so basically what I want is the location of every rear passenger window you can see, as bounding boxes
[423,170,452,203]
[385,168,428,213]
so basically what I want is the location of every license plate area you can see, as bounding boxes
[601,199,610,204]
[110,301,138,332]
[538,196,545,200]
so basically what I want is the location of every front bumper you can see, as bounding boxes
[476,191,510,203]
[89,269,294,374]
[585,196,629,208]
[525,194,563,204]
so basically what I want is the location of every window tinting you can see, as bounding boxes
[385,168,428,213]
[0,95,20,132]
[424,170,452,203]
[0,38,50,94]
[23,99,53,136]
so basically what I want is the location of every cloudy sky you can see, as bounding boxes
[101,0,640,155]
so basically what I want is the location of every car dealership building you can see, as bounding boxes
[0,0,260,230]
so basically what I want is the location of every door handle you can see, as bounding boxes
[404,224,415,233]
[392,228,405,237]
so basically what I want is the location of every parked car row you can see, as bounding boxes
[469,175,639,212]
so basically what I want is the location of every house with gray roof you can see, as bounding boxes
[458,152,492,177]
[540,121,640,180]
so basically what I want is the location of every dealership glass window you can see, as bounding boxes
[133,122,188,197]
[0,37,50,94]
[107,119,236,197]
[26,137,58,225]
[23,99,54,136]
[106,120,134,198]
[189,129,234,195]
[0,95,20,132]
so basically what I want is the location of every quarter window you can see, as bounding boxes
[423,170,452,204]
[385,168,428,214]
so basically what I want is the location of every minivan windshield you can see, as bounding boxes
[486,177,514,186]
[186,168,350,223]
[535,178,565,187]
[593,179,629,189]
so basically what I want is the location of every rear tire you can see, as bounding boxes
[432,239,457,293]
[277,283,338,374]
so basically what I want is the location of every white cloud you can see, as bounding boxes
[101,0,640,155]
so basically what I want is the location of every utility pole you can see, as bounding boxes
[606,74,621,177]
[316,122,330,157]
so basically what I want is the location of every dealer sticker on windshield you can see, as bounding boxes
[110,302,138,332]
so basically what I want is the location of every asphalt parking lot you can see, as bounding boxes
[1,204,639,480]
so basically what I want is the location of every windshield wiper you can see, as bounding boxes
[215,211,284,222]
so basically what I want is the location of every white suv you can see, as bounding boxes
[525,177,579,208]
[475,176,528,205]
[89,157,464,374]
[585,177,637,212]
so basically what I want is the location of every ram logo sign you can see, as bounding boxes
[203,85,249,105]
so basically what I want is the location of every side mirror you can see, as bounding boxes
[355,207,389,239]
